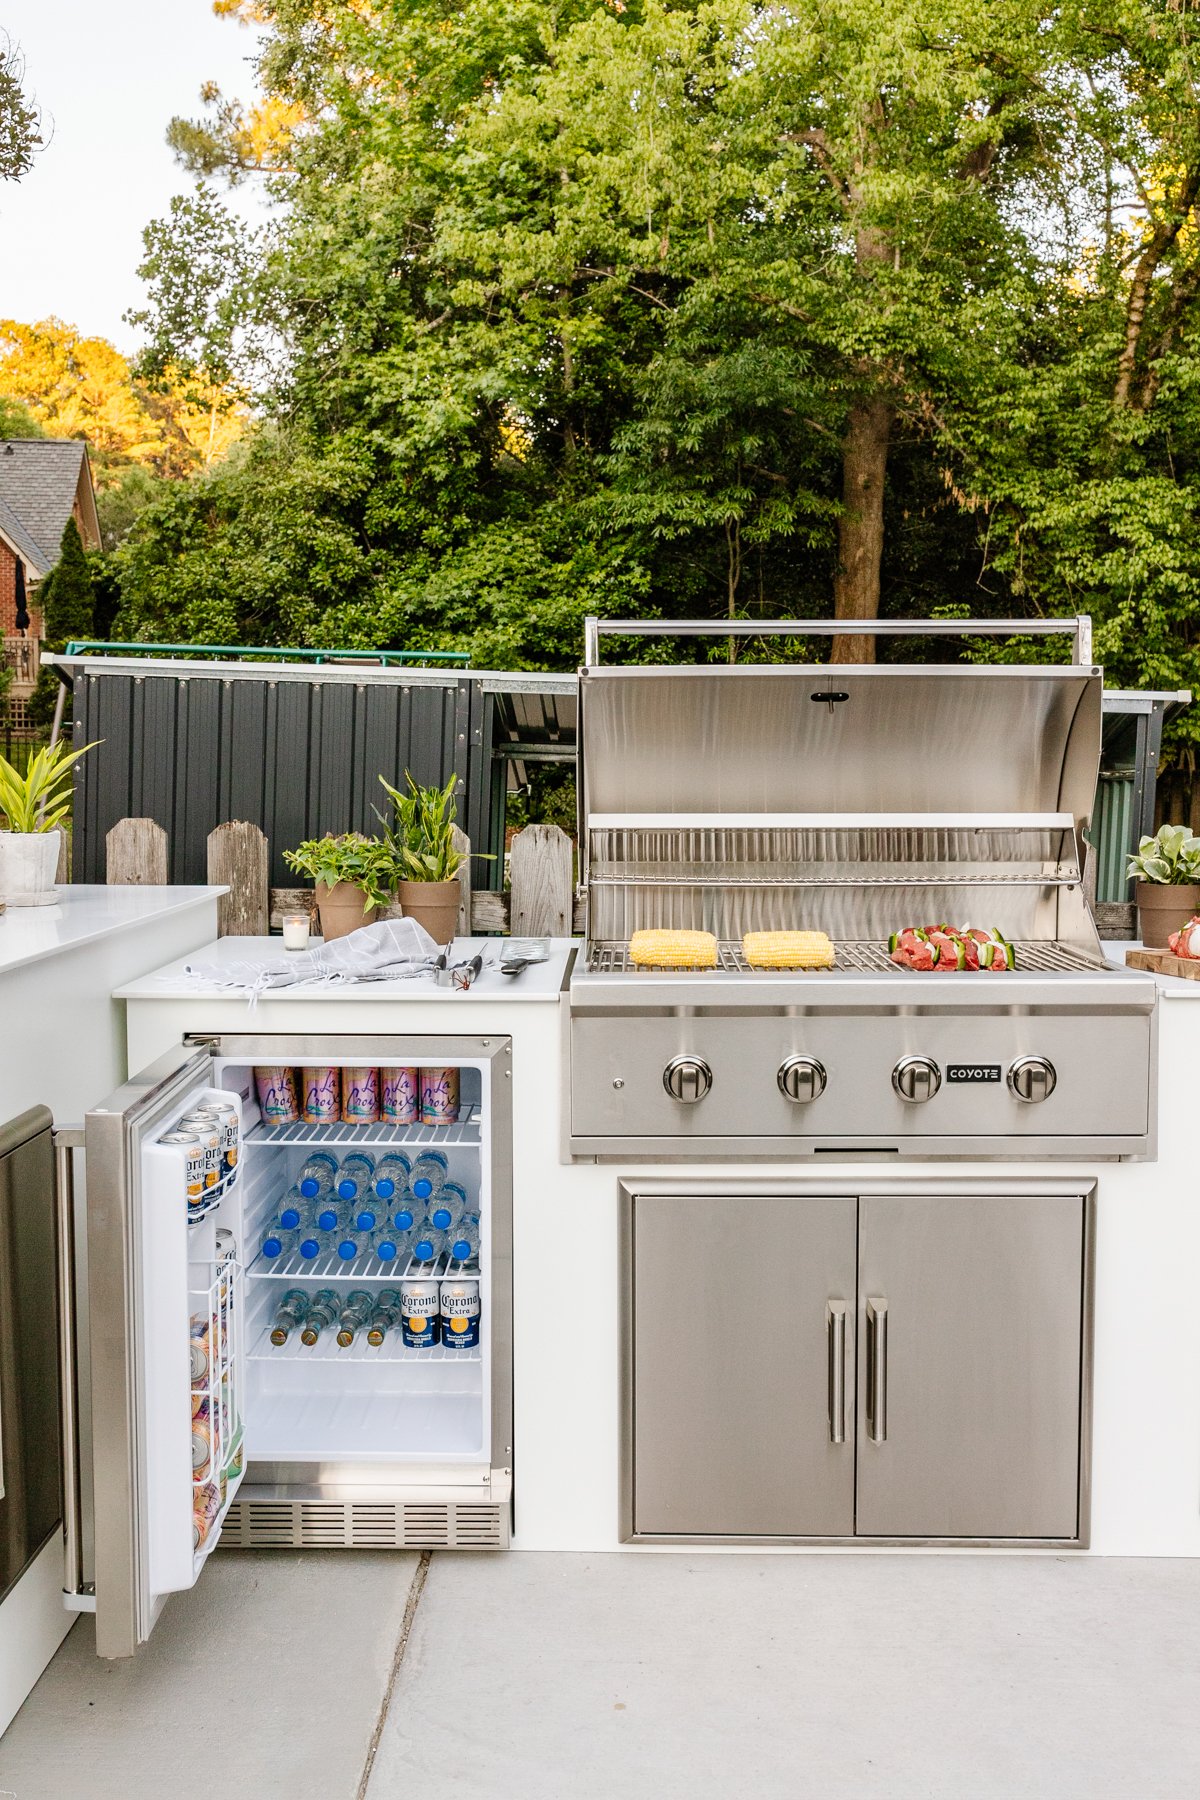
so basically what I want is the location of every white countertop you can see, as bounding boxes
[115,934,576,1002]
[0,884,227,977]
[1104,940,1200,999]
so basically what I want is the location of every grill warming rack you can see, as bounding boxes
[582,815,1097,957]
[586,940,1105,976]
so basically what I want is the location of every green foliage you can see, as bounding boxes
[377,773,465,882]
[0,739,96,834]
[1126,825,1200,886]
[107,0,1200,759]
[281,832,401,909]
[0,36,39,183]
[30,518,94,726]
[0,394,44,436]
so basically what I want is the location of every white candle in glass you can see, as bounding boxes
[282,912,310,951]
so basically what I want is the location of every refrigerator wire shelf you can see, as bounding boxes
[249,1247,480,1282]
[247,1104,481,1149]
[189,1256,246,1571]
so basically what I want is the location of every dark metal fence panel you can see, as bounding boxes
[70,669,488,889]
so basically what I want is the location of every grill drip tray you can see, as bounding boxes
[587,940,1107,976]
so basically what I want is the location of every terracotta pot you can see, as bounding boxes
[0,831,60,907]
[397,878,460,946]
[314,879,378,943]
[1135,881,1200,949]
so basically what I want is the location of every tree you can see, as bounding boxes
[29,519,94,724]
[0,35,39,183]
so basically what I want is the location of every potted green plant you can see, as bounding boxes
[1126,824,1200,948]
[0,740,96,907]
[282,832,401,942]
[378,772,465,946]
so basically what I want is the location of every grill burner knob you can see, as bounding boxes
[892,1056,941,1103]
[663,1055,713,1104]
[778,1056,827,1103]
[1008,1056,1057,1103]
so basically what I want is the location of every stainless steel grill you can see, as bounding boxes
[568,617,1158,1161]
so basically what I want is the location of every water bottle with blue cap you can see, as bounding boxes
[352,1197,382,1232]
[260,1224,299,1260]
[276,1186,310,1232]
[446,1212,480,1263]
[296,1224,323,1261]
[371,1225,408,1264]
[335,1228,372,1262]
[410,1221,446,1263]
[337,1151,376,1201]
[390,1192,419,1233]
[371,1153,411,1203]
[296,1151,338,1200]
[408,1151,448,1204]
[428,1180,468,1233]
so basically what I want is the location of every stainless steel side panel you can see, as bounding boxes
[0,1109,60,1602]
[624,1190,856,1537]
[572,1012,1152,1144]
[85,1045,215,1658]
[855,1191,1087,1539]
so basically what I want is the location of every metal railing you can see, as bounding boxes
[60,639,471,668]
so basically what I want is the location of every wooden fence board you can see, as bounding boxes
[106,817,168,885]
[207,821,269,937]
[509,823,573,937]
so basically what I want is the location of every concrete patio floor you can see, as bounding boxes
[0,1551,1197,1800]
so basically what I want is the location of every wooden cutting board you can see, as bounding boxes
[1126,947,1200,982]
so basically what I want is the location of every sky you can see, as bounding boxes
[0,0,270,353]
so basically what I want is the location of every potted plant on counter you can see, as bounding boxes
[1126,824,1200,948]
[281,832,401,942]
[378,772,465,946]
[0,740,96,907]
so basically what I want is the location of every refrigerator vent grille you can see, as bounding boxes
[221,1499,507,1550]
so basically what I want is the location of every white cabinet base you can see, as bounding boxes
[0,1538,73,1737]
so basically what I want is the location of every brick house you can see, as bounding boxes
[0,440,102,721]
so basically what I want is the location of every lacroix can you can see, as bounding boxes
[342,1066,380,1124]
[439,1277,480,1350]
[189,1314,212,1389]
[161,1130,206,1211]
[420,1067,460,1126]
[178,1113,221,1188]
[400,1278,440,1348]
[299,1065,340,1125]
[193,1480,221,1552]
[380,1066,420,1125]
[192,1398,213,1480]
[254,1066,299,1125]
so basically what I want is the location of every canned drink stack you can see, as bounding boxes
[299,1065,340,1125]
[380,1067,420,1125]
[254,1066,299,1125]
[160,1129,206,1212]
[420,1067,460,1126]
[178,1113,222,1189]
[196,1099,240,1176]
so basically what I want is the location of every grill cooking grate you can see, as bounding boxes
[587,939,1106,975]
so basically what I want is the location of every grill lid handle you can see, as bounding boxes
[583,616,1093,667]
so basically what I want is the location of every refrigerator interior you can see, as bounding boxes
[143,1053,491,1596]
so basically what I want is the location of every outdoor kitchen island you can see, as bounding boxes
[115,934,1200,1562]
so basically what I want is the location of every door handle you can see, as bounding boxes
[53,1128,85,1599]
[866,1297,888,1444]
[827,1301,847,1444]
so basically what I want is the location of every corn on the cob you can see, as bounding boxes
[629,929,718,969]
[743,930,835,970]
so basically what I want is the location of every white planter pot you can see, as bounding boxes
[0,832,60,906]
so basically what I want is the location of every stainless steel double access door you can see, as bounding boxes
[623,1187,1091,1545]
